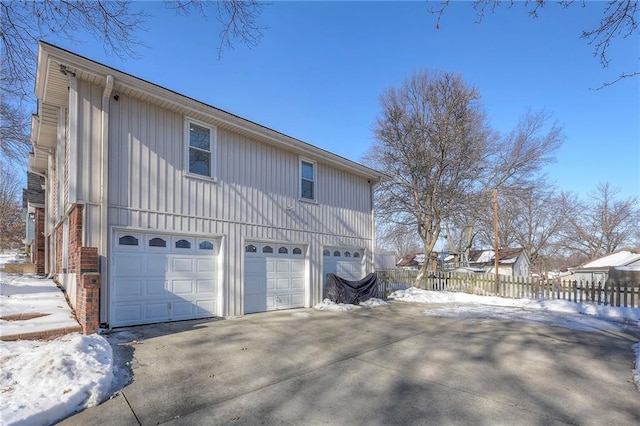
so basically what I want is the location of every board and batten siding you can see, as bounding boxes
[102,91,374,318]
[107,92,372,238]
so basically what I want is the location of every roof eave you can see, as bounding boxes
[37,42,389,182]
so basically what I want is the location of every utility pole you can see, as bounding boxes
[492,188,500,293]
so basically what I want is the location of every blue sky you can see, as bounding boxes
[44,1,639,199]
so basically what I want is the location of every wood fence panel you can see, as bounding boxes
[376,269,639,308]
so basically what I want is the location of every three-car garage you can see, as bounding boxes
[109,231,366,327]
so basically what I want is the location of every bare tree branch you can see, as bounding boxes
[430,0,639,86]
[166,0,267,59]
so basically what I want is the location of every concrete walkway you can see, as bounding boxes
[60,302,640,425]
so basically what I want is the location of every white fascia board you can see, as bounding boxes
[38,42,390,183]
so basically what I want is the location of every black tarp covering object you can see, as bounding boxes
[326,273,379,304]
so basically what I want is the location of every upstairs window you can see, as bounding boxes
[300,159,315,201]
[186,119,216,178]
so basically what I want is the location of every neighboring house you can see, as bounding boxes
[568,249,640,284]
[23,172,45,269]
[468,248,531,277]
[396,253,423,269]
[395,252,438,271]
[374,251,397,271]
[29,42,386,332]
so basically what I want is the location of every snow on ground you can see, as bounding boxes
[0,258,117,426]
[2,259,640,426]
[0,273,80,338]
[313,297,388,311]
[390,287,640,390]
[0,333,114,426]
[389,286,640,332]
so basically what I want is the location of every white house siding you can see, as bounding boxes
[96,91,374,321]
[76,79,104,206]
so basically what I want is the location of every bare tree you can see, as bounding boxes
[0,100,31,164]
[367,71,564,283]
[0,0,266,161]
[367,70,495,283]
[0,160,25,251]
[475,185,572,274]
[377,222,422,258]
[450,110,564,263]
[561,182,640,259]
[430,0,639,86]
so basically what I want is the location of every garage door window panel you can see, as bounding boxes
[148,237,167,248]
[199,240,215,251]
[175,239,192,249]
[118,235,139,247]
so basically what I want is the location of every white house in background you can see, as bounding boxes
[569,249,640,284]
[29,42,387,331]
[468,248,531,277]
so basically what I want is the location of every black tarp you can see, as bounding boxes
[326,273,379,304]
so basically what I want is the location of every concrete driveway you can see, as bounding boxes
[59,301,640,425]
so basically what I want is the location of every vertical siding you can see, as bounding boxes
[76,79,103,204]
[63,108,69,209]
[106,93,376,316]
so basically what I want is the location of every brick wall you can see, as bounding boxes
[33,208,46,274]
[58,204,102,334]
[54,222,64,274]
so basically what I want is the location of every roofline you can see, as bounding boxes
[36,41,390,182]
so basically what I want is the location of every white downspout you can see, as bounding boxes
[370,179,377,275]
[100,75,114,325]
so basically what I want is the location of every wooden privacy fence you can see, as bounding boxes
[375,270,640,308]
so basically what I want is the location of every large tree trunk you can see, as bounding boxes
[414,229,439,288]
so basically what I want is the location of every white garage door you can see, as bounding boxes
[110,231,219,327]
[323,247,365,286]
[244,242,306,314]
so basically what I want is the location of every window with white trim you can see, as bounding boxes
[186,119,216,178]
[300,158,315,201]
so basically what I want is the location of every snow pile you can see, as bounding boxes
[314,298,388,311]
[360,298,388,308]
[389,287,640,325]
[0,333,114,426]
[633,343,640,391]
